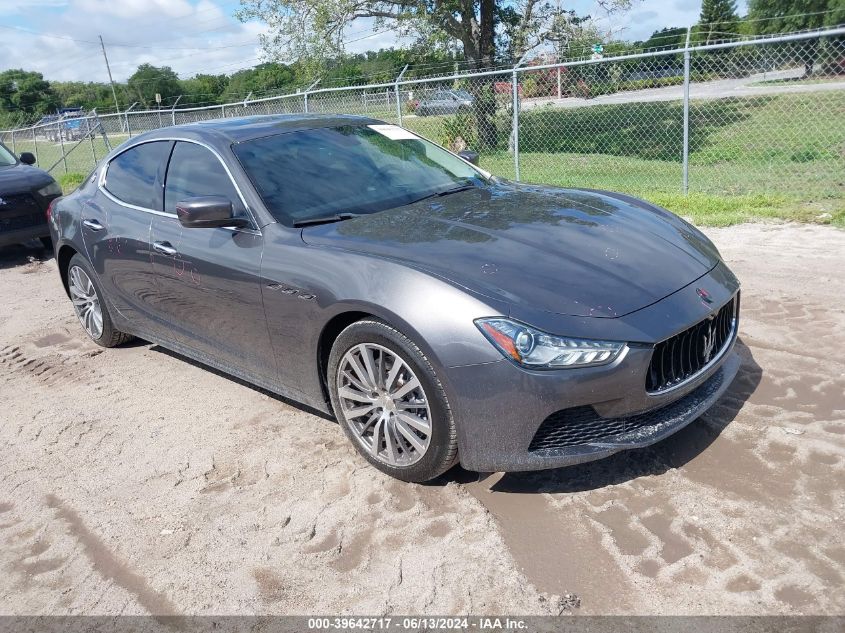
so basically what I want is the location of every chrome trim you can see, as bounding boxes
[646,296,738,397]
[97,137,261,235]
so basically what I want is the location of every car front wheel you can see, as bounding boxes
[328,319,458,482]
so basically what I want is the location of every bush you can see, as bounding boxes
[440,111,477,152]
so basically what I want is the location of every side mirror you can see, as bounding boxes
[19,152,36,166]
[176,196,248,229]
[458,150,479,166]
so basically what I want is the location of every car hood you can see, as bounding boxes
[0,163,54,194]
[301,182,721,318]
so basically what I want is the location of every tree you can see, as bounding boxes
[223,63,299,101]
[52,81,129,112]
[698,0,740,44]
[637,27,689,51]
[237,0,634,149]
[748,0,845,76]
[127,64,182,108]
[0,69,60,125]
[178,74,230,106]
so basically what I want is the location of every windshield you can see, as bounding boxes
[453,90,472,100]
[233,124,488,226]
[0,143,16,167]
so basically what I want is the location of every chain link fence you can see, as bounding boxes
[2,27,843,214]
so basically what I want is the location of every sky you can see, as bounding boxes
[0,0,751,83]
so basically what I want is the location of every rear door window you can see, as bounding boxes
[163,142,246,217]
[104,141,172,210]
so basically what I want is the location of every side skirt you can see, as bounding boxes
[118,322,332,417]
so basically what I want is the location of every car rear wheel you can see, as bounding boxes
[328,319,458,482]
[67,254,134,348]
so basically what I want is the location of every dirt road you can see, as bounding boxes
[1,224,843,615]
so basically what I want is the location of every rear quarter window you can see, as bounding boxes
[104,141,172,209]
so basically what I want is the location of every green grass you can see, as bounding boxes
[478,91,845,227]
[59,172,86,194]
[10,134,118,178]
[481,153,845,228]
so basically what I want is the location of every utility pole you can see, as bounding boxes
[99,35,121,114]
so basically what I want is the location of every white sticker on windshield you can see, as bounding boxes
[367,124,419,140]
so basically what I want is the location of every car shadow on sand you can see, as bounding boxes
[0,240,54,270]
[438,338,762,493]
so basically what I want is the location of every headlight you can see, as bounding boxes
[37,181,62,197]
[475,318,626,369]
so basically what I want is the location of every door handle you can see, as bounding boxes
[82,219,104,231]
[152,241,177,256]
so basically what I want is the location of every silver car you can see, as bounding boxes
[48,114,740,482]
[416,89,474,116]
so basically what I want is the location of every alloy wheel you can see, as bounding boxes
[336,343,432,467]
[68,265,103,340]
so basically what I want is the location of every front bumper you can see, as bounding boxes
[0,223,50,247]
[446,334,740,473]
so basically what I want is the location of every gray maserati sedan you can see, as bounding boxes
[48,114,740,482]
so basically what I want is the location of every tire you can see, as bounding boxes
[327,319,458,482]
[39,236,53,251]
[67,253,134,348]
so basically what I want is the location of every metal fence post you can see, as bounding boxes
[395,64,408,126]
[512,53,529,182]
[124,102,137,138]
[682,26,692,196]
[171,95,182,126]
[89,133,97,166]
[302,78,320,114]
[95,110,112,152]
[512,69,520,181]
[11,130,16,155]
[32,127,39,166]
[58,125,68,174]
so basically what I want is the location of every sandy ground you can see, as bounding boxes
[1,223,843,616]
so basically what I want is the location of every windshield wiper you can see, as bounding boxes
[293,212,358,228]
[408,182,477,206]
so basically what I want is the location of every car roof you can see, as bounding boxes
[135,113,384,145]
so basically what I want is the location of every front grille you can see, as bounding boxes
[530,407,625,450]
[528,364,728,452]
[645,294,737,394]
[0,193,43,233]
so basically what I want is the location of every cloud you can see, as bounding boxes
[0,0,69,15]
[74,0,194,18]
[0,0,747,91]
[0,0,268,87]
